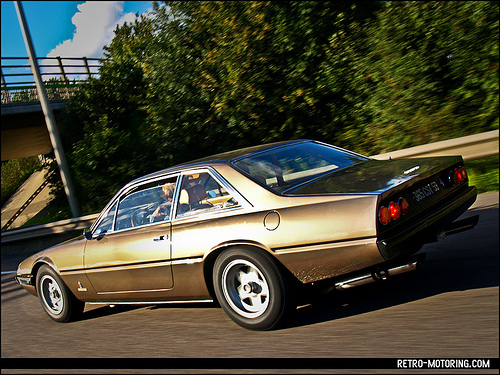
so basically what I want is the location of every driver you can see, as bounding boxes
[151,183,175,222]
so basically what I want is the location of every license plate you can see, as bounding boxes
[411,181,440,203]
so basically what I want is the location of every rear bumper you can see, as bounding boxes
[377,186,478,260]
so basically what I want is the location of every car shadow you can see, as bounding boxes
[285,250,497,328]
[79,304,145,321]
[283,269,490,330]
[79,301,219,321]
[148,301,220,310]
[279,202,499,330]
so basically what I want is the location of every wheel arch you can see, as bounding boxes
[31,258,58,295]
[202,241,298,299]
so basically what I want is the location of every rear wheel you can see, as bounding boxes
[36,265,84,322]
[213,248,294,330]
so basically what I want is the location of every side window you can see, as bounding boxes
[176,172,239,218]
[94,202,117,236]
[115,177,177,231]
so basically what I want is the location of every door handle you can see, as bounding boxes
[153,234,168,241]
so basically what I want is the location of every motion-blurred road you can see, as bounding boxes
[1,193,498,372]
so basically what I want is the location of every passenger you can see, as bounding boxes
[151,183,175,221]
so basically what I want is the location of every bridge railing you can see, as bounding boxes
[1,56,101,104]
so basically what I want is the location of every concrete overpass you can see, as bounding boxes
[1,56,100,161]
[1,100,66,161]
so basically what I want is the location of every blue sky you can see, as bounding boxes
[1,1,153,58]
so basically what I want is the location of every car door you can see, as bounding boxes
[84,176,178,298]
[171,170,247,261]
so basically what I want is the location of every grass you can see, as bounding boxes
[21,202,72,227]
[465,155,499,194]
[1,157,42,208]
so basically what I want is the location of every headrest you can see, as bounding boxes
[179,184,206,205]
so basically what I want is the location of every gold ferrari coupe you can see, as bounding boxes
[16,140,478,330]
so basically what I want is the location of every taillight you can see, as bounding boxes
[456,166,467,182]
[399,197,410,214]
[389,202,401,220]
[379,206,391,225]
[379,197,409,225]
[450,166,468,185]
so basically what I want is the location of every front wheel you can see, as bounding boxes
[36,265,84,322]
[213,248,295,330]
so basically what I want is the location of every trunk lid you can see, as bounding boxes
[286,156,462,197]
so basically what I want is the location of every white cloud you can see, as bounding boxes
[47,1,138,58]
[41,1,141,80]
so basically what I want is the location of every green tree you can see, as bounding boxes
[146,1,381,156]
[358,1,498,154]
[51,16,160,213]
[1,157,42,208]
[49,0,498,216]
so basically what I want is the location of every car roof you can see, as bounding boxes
[94,140,311,230]
[131,139,311,183]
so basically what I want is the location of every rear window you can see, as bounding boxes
[232,141,367,193]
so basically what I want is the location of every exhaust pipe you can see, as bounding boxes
[335,253,425,290]
[444,215,479,237]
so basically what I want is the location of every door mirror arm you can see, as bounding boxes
[83,228,93,240]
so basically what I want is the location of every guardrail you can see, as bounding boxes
[1,130,498,246]
[1,213,98,244]
[371,130,499,161]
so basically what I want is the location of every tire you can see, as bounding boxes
[213,248,295,330]
[36,265,85,323]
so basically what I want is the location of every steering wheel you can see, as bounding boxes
[131,208,150,227]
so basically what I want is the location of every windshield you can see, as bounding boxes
[232,141,368,193]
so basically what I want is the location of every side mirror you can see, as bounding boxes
[83,228,93,240]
